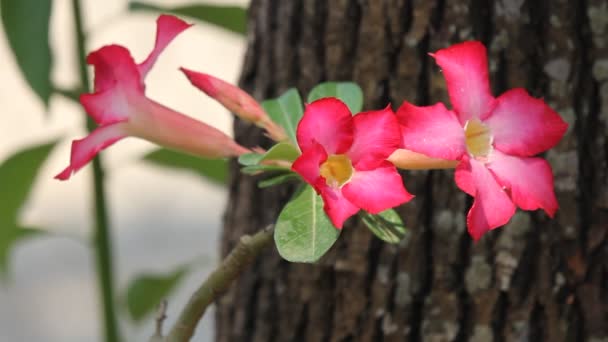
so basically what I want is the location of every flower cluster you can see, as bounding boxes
[58,15,567,240]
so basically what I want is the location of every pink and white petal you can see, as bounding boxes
[431,41,496,123]
[454,157,475,196]
[138,15,192,79]
[292,141,328,186]
[81,90,130,125]
[396,101,466,160]
[55,122,129,181]
[297,98,354,154]
[465,158,516,240]
[87,45,142,93]
[485,88,568,157]
[488,150,558,217]
[342,162,414,214]
[347,106,402,170]
[319,186,360,229]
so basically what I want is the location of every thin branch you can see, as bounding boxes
[165,225,275,342]
[71,0,120,341]
[149,300,168,342]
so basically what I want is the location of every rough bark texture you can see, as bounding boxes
[217,0,608,341]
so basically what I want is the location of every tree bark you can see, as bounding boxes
[217,0,608,341]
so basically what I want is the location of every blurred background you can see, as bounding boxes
[0,0,248,340]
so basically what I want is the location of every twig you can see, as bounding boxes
[149,300,168,342]
[165,225,275,341]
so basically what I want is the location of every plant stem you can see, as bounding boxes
[165,226,274,342]
[71,0,121,341]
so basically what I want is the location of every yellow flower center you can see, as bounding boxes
[464,119,493,158]
[319,154,353,188]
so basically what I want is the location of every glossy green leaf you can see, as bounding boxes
[238,152,264,166]
[258,172,299,188]
[275,185,340,263]
[129,1,246,35]
[241,164,289,175]
[361,209,407,244]
[262,89,304,146]
[307,82,364,114]
[143,148,228,185]
[1,0,53,105]
[260,142,300,162]
[238,142,300,167]
[0,142,57,275]
[125,267,187,322]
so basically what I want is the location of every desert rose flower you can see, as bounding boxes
[56,15,248,180]
[180,68,287,142]
[397,41,567,240]
[292,98,414,228]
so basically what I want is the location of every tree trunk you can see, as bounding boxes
[217,0,608,341]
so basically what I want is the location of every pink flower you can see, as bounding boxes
[397,41,568,240]
[292,98,414,228]
[180,69,287,142]
[56,15,248,180]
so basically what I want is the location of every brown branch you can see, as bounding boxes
[165,225,274,341]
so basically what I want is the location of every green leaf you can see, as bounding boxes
[307,82,364,113]
[1,0,53,105]
[0,141,57,275]
[361,209,407,244]
[275,185,340,263]
[260,142,300,162]
[0,226,41,277]
[0,142,57,223]
[257,172,299,188]
[238,142,300,167]
[143,148,228,185]
[238,152,264,166]
[262,89,304,146]
[125,267,187,322]
[241,164,289,175]
[129,1,246,35]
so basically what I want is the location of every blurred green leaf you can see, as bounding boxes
[0,0,53,105]
[238,142,300,167]
[0,226,41,277]
[129,1,246,35]
[262,89,304,146]
[257,172,298,188]
[237,152,264,166]
[143,148,228,185]
[125,267,187,322]
[307,82,364,114]
[241,164,289,175]
[260,142,299,162]
[361,209,407,244]
[0,141,57,275]
[274,185,340,263]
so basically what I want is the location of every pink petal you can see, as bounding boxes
[80,90,130,126]
[346,106,402,170]
[291,141,327,186]
[488,150,558,217]
[319,184,360,228]
[458,157,516,240]
[87,45,142,94]
[431,41,496,123]
[396,101,466,160]
[138,15,192,78]
[454,158,475,196]
[484,88,568,157]
[342,162,414,213]
[296,98,354,154]
[55,122,128,180]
